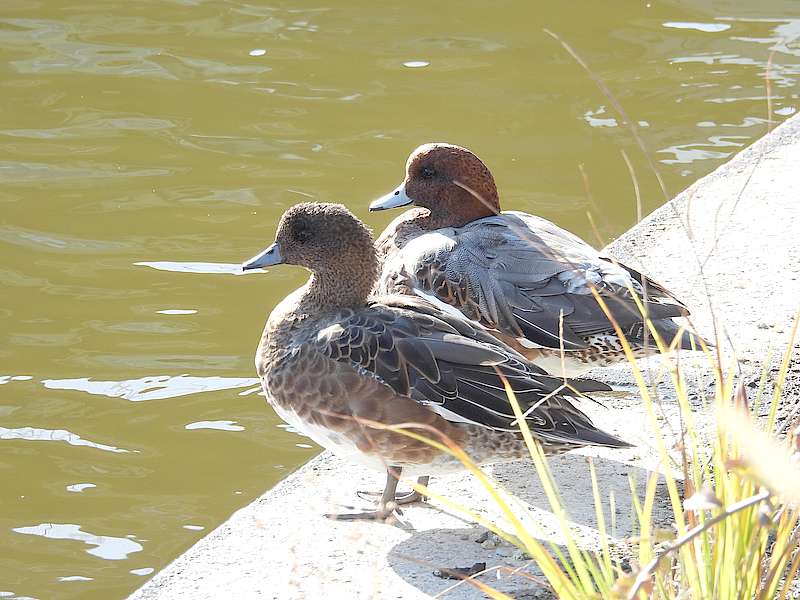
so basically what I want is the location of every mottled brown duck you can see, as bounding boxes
[370,143,709,376]
[242,202,630,521]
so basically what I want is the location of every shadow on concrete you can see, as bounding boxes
[492,453,675,536]
[388,524,556,600]
[387,453,674,599]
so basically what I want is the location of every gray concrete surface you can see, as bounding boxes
[128,113,800,600]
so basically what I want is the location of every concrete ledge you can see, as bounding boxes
[129,114,800,600]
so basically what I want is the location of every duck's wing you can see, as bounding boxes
[379,212,688,350]
[600,256,688,309]
[312,296,628,448]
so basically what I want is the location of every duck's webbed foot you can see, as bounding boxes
[355,475,429,506]
[325,505,398,522]
[325,470,429,522]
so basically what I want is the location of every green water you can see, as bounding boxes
[1,1,798,597]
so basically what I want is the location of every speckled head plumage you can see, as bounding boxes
[274,202,374,271]
[370,143,501,228]
[243,202,378,308]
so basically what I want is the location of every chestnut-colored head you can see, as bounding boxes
[242,202,378,307]
[370,143,500,227]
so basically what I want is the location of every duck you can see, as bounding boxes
[370,143,708,376]
[242,202,631,521]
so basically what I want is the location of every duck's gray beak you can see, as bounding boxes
[369,183,413,211]
[242,242,283,271]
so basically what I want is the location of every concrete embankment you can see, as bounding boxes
[129,113,800,600]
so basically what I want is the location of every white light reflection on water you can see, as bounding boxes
[0,375,33,384]
[658,135,749,164]
[42,375,259,402]
[12,523,143,560]
[66,483,97,493]
[134,261,251,275]
[0,427,130,453]
[663,21,732,33]
[185,420,245,431]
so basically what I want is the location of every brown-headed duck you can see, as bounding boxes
[370,143,708,376]
[242,202,630,520]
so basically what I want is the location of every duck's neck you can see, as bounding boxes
[396,206,495,232]
[300,250,379,314]
[419,210,479,229]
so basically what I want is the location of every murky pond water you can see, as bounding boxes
[1,1,798,597]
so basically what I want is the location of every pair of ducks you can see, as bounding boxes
[242,143,704,521]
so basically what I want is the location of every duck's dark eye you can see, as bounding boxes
[420,165,436,179]
[295,227,312,243]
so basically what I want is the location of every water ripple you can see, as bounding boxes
[175,134,280,157]
[0,225,131,253]
[3,18,175,79]
[0,161,177,183]
[0,115,176,140]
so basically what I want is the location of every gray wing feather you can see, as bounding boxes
[379,211,688,349]
[307,296,628,448]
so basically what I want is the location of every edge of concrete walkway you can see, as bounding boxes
[128,113,800,600]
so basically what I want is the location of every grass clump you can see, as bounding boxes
[381,308,800,600]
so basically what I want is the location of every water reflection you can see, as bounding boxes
[134,261,247,275]
[722,17,800,57]
[663,22,731,33]
[583,107,618,128]
[658,135,748,164]
[185,420,245,431]
[5,18,174,80]
[0,427,129,453]
[0,592,35,600]
[12,523,143,560]
[42,374,259,401]
[66,483,97,493]
[0,375,33,384]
